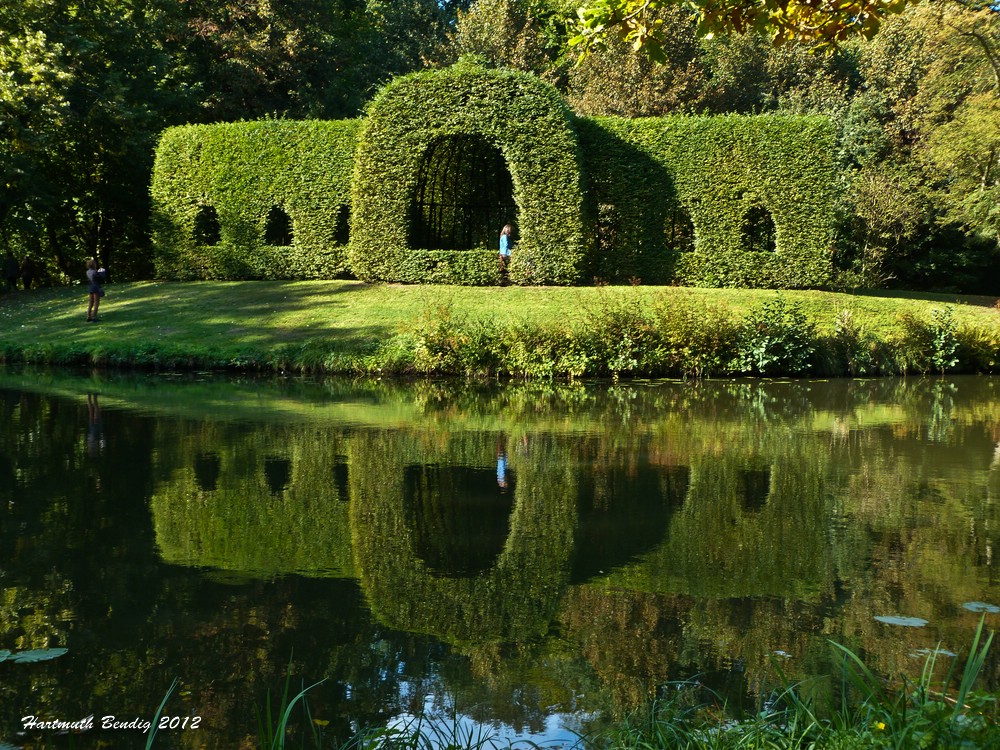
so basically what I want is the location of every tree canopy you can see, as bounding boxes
[571,0,917,59]
[1,0,998,293]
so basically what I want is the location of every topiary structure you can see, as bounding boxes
[151,65,837,289]
[349,61,588,286]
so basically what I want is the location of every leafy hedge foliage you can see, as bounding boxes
[151,119,360,280]
[349,62,587,286]
[150,67,836,288]
[577,115,837,287]
[395,296,1000,380]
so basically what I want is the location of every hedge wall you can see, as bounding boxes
[349,63,587,286]
[577,115,837,288]
[149,67,837,289]
[151,119,360,280]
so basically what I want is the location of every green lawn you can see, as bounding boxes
[1,280,998,374]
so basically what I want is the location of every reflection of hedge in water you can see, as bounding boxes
[349,430,577,644]
[571,438,690,583]
[151,421,354,577]
[618,449,832,600]
[404,463,517,577]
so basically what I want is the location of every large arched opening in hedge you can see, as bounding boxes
[409,134,517,251]
[350,64,587,286]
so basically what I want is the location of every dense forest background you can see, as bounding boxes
[1,0,998,292]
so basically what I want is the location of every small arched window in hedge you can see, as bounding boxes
[264,205,293,246]
[741,204,777,253]
[739,468,771,512]
[334,204,350,246]
[193,205,221,246]
[667,204,695,252]
[264,456,291,496]
[409,134,516,250]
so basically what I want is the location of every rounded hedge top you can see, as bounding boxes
[349,63,588,286]
[150,64,837,289]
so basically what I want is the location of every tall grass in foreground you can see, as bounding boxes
[98,620,997,749]
[590,617,998,750]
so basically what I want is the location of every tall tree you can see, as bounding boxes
[450,0,575,83]
[570,0,918,59]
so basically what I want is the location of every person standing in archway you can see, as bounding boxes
[498,224,513,277]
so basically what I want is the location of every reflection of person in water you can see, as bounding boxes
[87,393,105,457]
[496,435,508,490]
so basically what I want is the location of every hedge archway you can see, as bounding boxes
[350,63,587,286]
[409,134,517,251]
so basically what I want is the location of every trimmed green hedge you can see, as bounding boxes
[349,63,587,286]
[150,66,837,289]
[151,119,360,280]
[578,115,837,288]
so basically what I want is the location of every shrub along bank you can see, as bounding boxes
[0,282,998,378]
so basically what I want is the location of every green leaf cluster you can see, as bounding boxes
[579,113,837,287]
[349,64,587,285]
[150,119,360,280]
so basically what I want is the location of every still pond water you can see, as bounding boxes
[2,370,1000,748]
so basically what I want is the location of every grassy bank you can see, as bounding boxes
[1,281,999,377]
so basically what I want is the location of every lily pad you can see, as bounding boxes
[10,648,68,663]
[874,615,928,628]
[962,601,1000,614]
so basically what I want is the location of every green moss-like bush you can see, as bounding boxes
[349,63,587,286]
[151,119,360,280]
[150,67,837,289]
[578,115,838,288]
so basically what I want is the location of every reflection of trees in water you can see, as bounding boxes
[7,375,1000,742]
[559,586,688,717]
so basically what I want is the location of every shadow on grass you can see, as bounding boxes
[0,281,396,357]
[840,287,1000,308]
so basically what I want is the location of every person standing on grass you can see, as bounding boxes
[3,252,18,291]
[86,258,106,322]
[498,224,513,273]
[20,256,35,290]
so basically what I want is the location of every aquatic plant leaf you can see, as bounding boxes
[962,601,1000,613]
[874,615,928,627]
[0,742,22,750]
[10,648,69,663]
[0,650,11,663]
